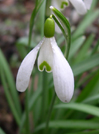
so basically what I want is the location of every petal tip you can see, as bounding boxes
[50,6,54,9]
[16,78,27,92]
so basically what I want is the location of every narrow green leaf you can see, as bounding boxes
[1,67,20,125]
[39,0,46,37]
[29,87,42,111]
[28,0,45,47]
[83,94,99,103]
[16,37,36,59]
[75,34,95,63]
[0,128,6,134]
[76,71,95,89]
[16,43,27,59]
[50,6,71,58]
[76,71,99,102]
[54,102,99,117]
[57,36,65,46]
[69,36,85,59]
[88,79,99,98]
[19,73,42,133]
[72,10,99,39]
[19,87,42,133]
[35,120,99,131]
[90,0,99,10]
[72,53,99,76]
[0,49,22,117]
[91,39,99,55]
[66,130,99,134]
[25,89,30,134]
[16,37,36,48]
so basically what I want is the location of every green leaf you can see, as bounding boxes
[50,6,71,59]
[83,94,99,103]
[54,102,99,117]
[66,130,99,134]
[72,53,99,76]
[40,0,47,37]
[57,36,65,46]
[76,71,99,102]
[0,49,22,118]
[16,37,36,59]
[69,36,85,59]
[75,34,95,63]
[91,39,99,55]
[16,37,36,47]
[75,70,95,89]
[28,0,45,47]
[16,43,27,59]
[1,67,20,125]
[0,128,6,134]
[20,87,42,133]
[19,73,43,133]
[35,120,99,131]
[72,10,99,39]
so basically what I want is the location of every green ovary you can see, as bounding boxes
[44,18,55,38]
[39,61,52,72]
[61,2,69,9]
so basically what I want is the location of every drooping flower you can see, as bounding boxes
[52,0,93,15]
[16,17,74,103]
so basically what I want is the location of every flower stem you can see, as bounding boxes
[45,91,56,134]
[41,71,48,121]
[25,89,30,134]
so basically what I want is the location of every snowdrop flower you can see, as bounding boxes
[52,0,69,11]
[52,0,93,15]
[16,18,74,102]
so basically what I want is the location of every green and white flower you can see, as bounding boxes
[52,0,93,15]
[16,18,74,103]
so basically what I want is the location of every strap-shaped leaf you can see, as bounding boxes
[35,120,99,131]
[50,6,71,59]
[28,0,45,47]
[54,102,99,117]
[0,128,6,134]
[0,49,22,118]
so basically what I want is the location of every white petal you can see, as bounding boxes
[55,22,62,34]
[16,39,43,92]
[84,0,92,10]
[51,0,61,11]
[38,37,53,73]
[69,0,87,15]
[50,37,74,102]
[52,0,69,11]
[54,16,69,34]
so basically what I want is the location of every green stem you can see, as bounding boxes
[29,72,35,97]
[25,89,30,134]
[41,71,48,121]
[40,0,47,122]
[40,0,46,38]
[45,91,56,134]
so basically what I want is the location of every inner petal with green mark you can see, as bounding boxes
[61,1,69,9]
[38,37,53,73]
[39,61,52,72]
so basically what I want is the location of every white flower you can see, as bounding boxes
[16,17,74,102]
[51,0,69,11]
[52,0,93,15]
[84,0,93,10]
[16,37,74,102]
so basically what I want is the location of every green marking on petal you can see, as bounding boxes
[61,2,69,9]
[39,61,52,72]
